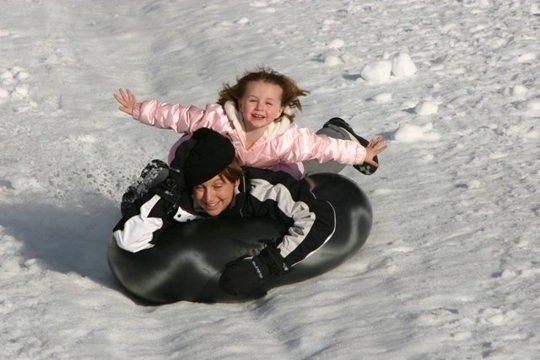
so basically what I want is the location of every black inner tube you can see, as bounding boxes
[107,173,373,303]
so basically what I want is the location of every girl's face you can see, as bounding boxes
[192,175,240,217]
[238,81,284,132]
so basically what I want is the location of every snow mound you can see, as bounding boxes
[393,123,441,142]
[391,52,417,79]
[415,101,439,115]
[360,52,417,84]
[360,60,392,84]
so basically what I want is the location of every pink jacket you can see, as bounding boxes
[132,100,366,179]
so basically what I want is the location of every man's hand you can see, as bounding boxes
[219,246,290,296]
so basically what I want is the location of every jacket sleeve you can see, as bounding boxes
[246,169,336,267]
[131,101,224,134]
[112,193,200,253]
[278,126,367,165]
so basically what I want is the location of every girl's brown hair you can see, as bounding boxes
[217,67,309,123]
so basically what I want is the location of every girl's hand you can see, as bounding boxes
[363,136,387,167]
[114,88,137,116]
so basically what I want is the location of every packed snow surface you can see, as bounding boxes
[1,1,539,359]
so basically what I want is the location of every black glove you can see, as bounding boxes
[219,245,290,296]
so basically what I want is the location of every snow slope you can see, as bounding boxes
[1,0,539,359]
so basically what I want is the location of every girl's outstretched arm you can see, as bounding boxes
[114,88,137,116]
[364,136,387,167]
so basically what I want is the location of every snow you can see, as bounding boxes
[1,0,539,359]
[360,60,393,84]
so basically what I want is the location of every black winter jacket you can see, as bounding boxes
[113,167,336,267]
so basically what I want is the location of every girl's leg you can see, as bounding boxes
[303,121,350,176]
[304,117,379,176]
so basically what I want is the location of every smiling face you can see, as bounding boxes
[238,80,285,133]
[192,175,240,217]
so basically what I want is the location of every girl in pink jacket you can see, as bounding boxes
[114,67,386,179]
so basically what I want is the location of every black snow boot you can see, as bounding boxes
[120,159,170,216]
[323,117,378,175]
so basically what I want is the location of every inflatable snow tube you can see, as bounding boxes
[107,173,373,304]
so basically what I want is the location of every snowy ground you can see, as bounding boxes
[1,0,539,359]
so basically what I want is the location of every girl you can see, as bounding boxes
[113,128,337,296]
[114,67,387,180]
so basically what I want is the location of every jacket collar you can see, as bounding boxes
[224,101,293,139]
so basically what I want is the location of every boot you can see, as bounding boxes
[120,159,170,216]
[323,117,378,175]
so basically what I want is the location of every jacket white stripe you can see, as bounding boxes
[249,178,332,261]
[301,203,335,264]
[113,194,163,252]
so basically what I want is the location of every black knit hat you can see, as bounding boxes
[183,128,236,187]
